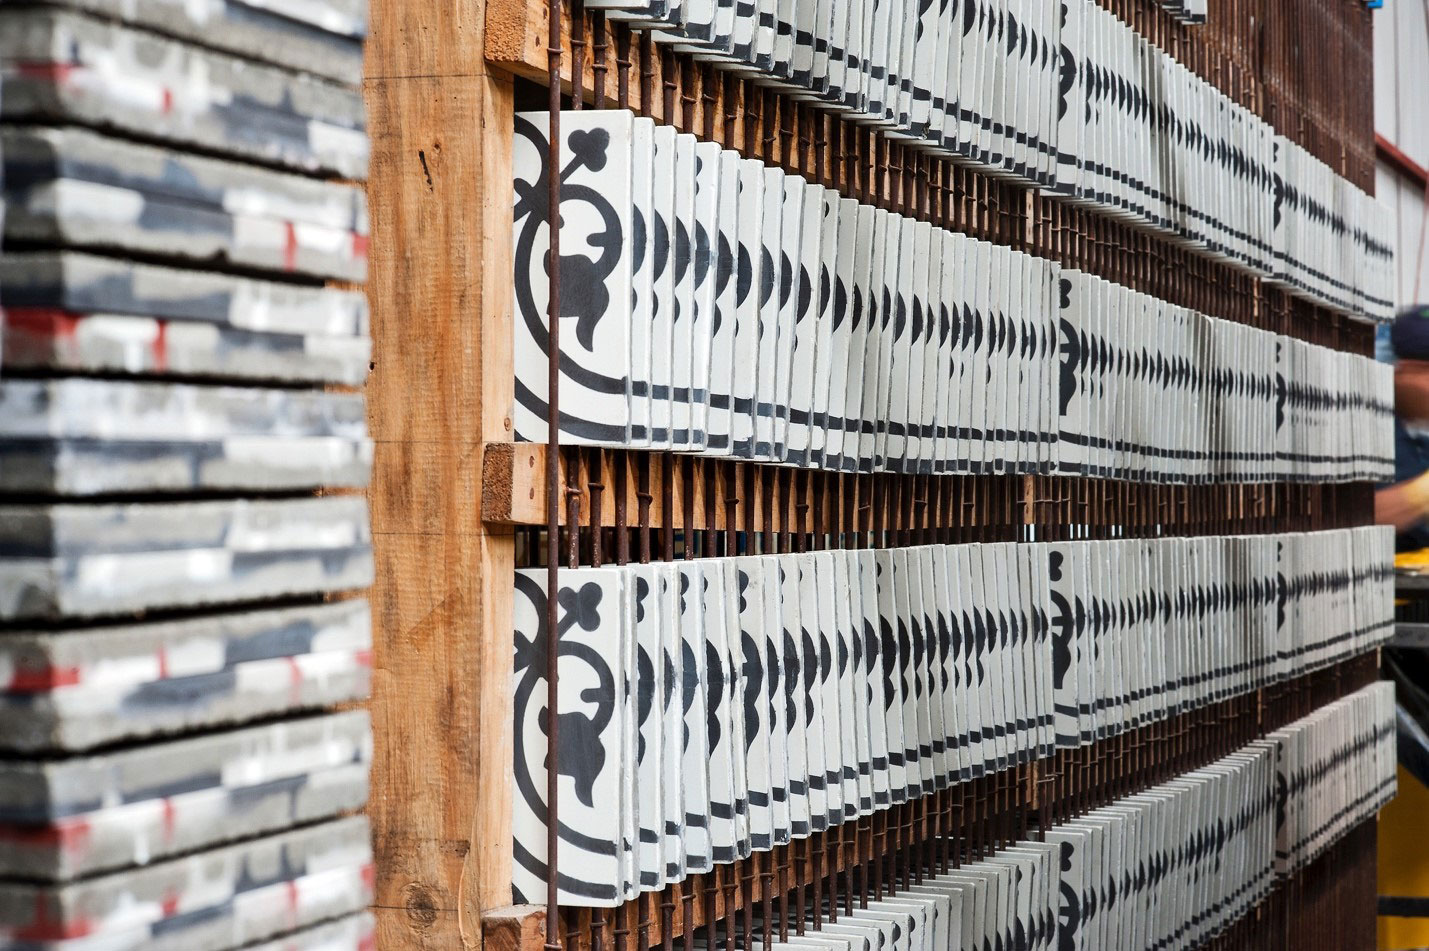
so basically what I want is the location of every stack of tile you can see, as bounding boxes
[0,2,375,948]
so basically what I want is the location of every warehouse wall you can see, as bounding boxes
[1375,0,1429,309]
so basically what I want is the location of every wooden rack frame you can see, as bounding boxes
[362,0,1385,948]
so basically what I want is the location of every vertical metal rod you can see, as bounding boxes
[682,883,696,951]
[544,0,564,937]
[614,903,631,951]
[616,25,631,112]
[661,890,676,951]
[567,450,582,568]
[722,869,737,951]
[590,450,605,568]
[615,455,630,566]
[639,31,654,118]
[761,852,774,950]
[571,0,585,110]
[663,453,675,561]
[592,11,608,110]
[741,855,756,951]
[703,875,718,951]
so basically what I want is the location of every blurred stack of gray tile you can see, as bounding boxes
[0,2,375,948]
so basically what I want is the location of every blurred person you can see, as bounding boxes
[1375,306,1429,548]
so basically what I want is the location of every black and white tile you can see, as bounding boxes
[510,526,1393,904]
[512,110,636,447]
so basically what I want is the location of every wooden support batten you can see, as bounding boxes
[365,0,518,945]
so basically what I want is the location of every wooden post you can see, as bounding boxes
[365,0,518,945]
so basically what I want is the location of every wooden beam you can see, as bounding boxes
[484,0,551,81]
[364,0,516,946]
[482,906,548,951]
[484,0,673,124]
[481,442,548,526]
[479,443,828,532]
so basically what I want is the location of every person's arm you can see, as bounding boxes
[1377,470,1429,531]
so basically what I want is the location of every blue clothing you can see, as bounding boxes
[1396,418,1429,551]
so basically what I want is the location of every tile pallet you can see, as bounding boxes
[0,1,373,949]
[0,0,1363,947]
[404,0,1392,950]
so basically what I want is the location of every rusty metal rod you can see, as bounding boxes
[544,0,565,936]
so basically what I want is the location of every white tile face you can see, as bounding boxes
[755,167,785,461]
[772,0,797,78]
[851,550,888,806]
[798,553,830,832]
[846,205,878,473]
[619,566,639,898]
[764,556,792,845]
[823,198,860,471]
[689,141,724,452]
[808,192,839,464]
[872,550,907,801]
[705,152,742,456]
[867,211,898,468]
[629,117,658,447]
[791,0,819,87]
[774,177,807,461]
[735,555,775,850]
[786,183,825,467]
[722,561,753,860]
[809,0,837,96]
[829,552,863,819]
[915,549,947,789]
[702,560,740,863]
[659,563,686,880]
[905,0,939,137]
[893,550,926,798]
[931,546,968,785]
[502,105,1384,476]
[844,0,871,112]
[631,564,666,890]
[884,220,918,468]
[729,0,757,63]
[943,233,969,473]
[678,562,713,873]
[511,566,629,907]
[678,0,717,44]
[512,110,634,448]
[916,230,943,474]
[650,125,679,449]
[752,0,777,70]
[671,134,701,451]
[500,535,1381,892]
[731,161,765,459]
[863,0,897,124]
[967,240,991,474]
[584,0,671,22]
[779,555,813,836]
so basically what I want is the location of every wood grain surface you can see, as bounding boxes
[365,0,518,944]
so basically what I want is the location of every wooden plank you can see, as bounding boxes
[478,71,520,926]
[485,0,549,80]
[364,0,516,945]
[483,906,548,951]
[482,442,547,526]
[482,443,841,531]
[486,0,676,125]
